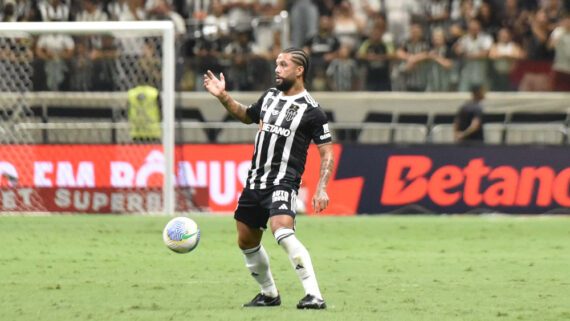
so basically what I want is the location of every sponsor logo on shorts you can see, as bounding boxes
[279,204,288,210]
[272,190,289,203]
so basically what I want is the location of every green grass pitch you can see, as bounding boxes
[0,215,568,321]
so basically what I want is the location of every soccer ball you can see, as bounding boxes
[163,217,200,253]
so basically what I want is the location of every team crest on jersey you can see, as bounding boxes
[285,105,298,121]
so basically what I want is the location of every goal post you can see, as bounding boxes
[0,21,176,215]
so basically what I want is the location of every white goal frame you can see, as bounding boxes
[0,21,176,215]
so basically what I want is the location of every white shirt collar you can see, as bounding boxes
[277,89,307,101]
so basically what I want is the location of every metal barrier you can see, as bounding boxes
[16,121,568,145]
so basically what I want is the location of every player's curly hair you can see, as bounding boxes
[282,47,310,82]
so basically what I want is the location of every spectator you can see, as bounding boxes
[146,0,187,35]
[526,9,555,60]
[38,0,69,21]
[357,18,394,91]
[426,27,453,91]
[350,0,382,33]
[187,0,211,20]
[4,0,38,22]
[303,15,341,89]
[326,44,360,91]
[137,42,162,88]
[1,0,20,21]
[73,0,109,53]
[69,38,92,91]
[454,84,485,143]
[542,0,563,28]
[107,0,128,20]
[203,1,231,37]
[454,19,493,91]
[396,23,431,92]
[223,30,258,90]
[289,0,319,48]
[382,0,418,46]
[331,0,364,51]
[74,0,108,21]
[518,9,554,91]
[476,0,501,36]
[548,12,570,91]
[502,0,530,43]
[424,0,451,32]
[454,0,476,29]
[252,0,286,52]
[489,27,524,91]
[193,23,225,91]
[446,22,464,90]
[107,0,146,21]
[449,0,463,21]
[109,0,147,90]
[90,35,119,91]
[219,0,255,32]
[35,33,74,91]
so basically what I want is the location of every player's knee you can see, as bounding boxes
[269,215,294,234]
[236,221,262,250]
[238,237,260,251]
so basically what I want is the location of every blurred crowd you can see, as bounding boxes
[1,0,570,92]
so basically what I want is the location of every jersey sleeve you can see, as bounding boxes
[245,90,269,124]
[309,107,332,145]
[474,104,483,119]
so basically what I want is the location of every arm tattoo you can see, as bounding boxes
[218,92,250,123]
[317,152,334,190]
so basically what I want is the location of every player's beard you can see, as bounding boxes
[276,76,295,92]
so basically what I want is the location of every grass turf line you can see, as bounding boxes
[0,215,568,321]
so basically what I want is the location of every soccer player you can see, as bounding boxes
[203,47,333,309]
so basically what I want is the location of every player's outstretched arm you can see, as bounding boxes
[312,142,334,214]
[203,70,253,124]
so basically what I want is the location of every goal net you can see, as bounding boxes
[0,21,185,215]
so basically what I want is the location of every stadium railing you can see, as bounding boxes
[5,91,570,145]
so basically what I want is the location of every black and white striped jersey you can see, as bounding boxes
[244,88,332,191]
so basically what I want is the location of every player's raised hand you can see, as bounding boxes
[203,70,225,97]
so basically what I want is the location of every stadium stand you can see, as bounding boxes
[1,0,570,146]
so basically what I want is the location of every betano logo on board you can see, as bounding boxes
[381,155,570,208]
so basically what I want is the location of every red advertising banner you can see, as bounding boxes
[0,187,208,213]
[4,144,570,214]
[0,144,360,214]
